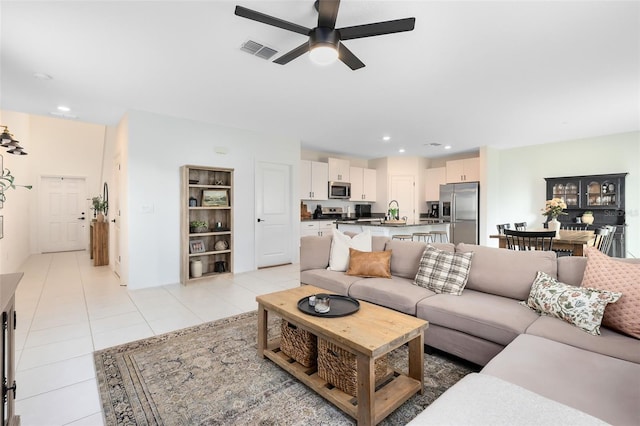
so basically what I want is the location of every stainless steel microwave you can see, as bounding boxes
[328,181,351,199]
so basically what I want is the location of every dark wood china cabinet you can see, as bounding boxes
[545,173,627,257]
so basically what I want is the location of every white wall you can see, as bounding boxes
[484,132,639,257]
[0,111,32,273]
[123,110,300,289]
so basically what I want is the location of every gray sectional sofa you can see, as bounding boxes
[300,234,640,425]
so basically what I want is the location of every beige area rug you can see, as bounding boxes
[94,311,475,425]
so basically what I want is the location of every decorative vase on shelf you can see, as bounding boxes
[97,213,105,223]
[548,218,561,238]
[190,260,203,278]
[582,212,594,225]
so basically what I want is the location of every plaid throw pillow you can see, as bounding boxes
[414,246,474,295]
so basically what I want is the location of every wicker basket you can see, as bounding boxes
[280,320,317,367]
[317,338,388,397]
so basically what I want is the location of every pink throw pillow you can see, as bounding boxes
[580,247,640,339]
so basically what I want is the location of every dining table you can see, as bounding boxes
[490,229,595,256]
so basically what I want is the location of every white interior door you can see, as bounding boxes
[389,175,416,222]
[256,162,293,268]
[39,176,87,253]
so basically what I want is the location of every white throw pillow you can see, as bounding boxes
[328,229,372,272]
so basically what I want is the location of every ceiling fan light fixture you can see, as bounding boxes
[309,27,339,65]
[309,45,338,65]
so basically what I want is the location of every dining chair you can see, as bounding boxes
[591,227,609,252]
[599,225,617,255]
[503,229,555,251]
[496,223,511,234]
[514,222,527,231]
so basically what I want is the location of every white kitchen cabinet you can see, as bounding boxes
[446,158,479,183]
[328,158,350,182]
[300,160,329,200]
[300,220,335,237]
[425,167,446,201]
[349,167,377,202]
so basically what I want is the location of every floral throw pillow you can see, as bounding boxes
[414,246,473,295]
[521,271,622,335]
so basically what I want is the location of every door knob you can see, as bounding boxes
[257,218,265,222]
[111,219,116,223]
[77,216,85,220]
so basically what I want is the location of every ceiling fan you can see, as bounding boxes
[234,0,416,70]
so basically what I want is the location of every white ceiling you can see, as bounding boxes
[1,1,638,159]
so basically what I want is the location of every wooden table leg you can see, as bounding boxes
[408,333,425,395]
[356,353,375,425]
[257,303,268,358]
[573,243,585,257]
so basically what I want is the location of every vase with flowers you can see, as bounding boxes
[542,197,567,237]
[91,195,108,222]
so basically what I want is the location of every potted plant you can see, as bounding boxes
[582,211,594,225]
[91,195,108,222]
[190,220,209,233]
[1,167,32,202]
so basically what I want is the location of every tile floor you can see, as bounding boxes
[13,250,300,425]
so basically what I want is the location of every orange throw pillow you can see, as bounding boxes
[580,246,640,339]
[346,248,392,278]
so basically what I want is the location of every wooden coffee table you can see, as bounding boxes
[257,285,428,426]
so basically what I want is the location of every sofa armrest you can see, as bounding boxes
[300,235,332,271]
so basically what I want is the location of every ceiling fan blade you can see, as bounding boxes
[338,17,416,40]
[338,43,365,70]
[317,0,340,29]
[273,42,311,65]
[235,6,310,36]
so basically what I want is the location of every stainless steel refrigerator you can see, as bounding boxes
[439,182,479,244]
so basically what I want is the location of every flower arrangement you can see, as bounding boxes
[541,198,568,219]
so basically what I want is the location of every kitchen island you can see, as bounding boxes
[336,220,450,240]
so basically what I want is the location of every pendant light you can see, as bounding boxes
[0,126,28,155]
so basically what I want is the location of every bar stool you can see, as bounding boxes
[429,231,449,243]
[392,234,413,241]
[412,232,433,243]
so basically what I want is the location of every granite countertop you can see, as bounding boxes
[335,220,449,228]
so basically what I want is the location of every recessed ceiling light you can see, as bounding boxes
[444,145,452,150]
[33,72,53,80]
[57,105,71,112]
[50,111,78,119]
[398,148,405,153]
[382,136,391,141]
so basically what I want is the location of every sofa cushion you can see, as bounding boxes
[456,243,557,300]
[482,334,640,425]
[407,373,607,426]
[580,246,640,339]
[300,270,362,295]
[416,289,540,346]
[348,276,435,315]
[384,240,455,279]
[521,271,621,336]
[525,315,640,364]
[300,235,332,271]
[345,248,391,278]
[372,236,390,252]
[414,246,473,295]
[328,229,371,272]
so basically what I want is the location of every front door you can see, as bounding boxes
[39,176,87,253]
[255,162,293,268]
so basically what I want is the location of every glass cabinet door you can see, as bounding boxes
[552,181,580,208]
[587,179,618,207]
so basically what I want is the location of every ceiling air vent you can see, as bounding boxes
[241,40,278,60]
